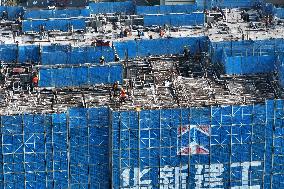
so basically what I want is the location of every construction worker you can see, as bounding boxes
[112,81,119,96]
[114,54,120,62]
[183,46,190,59]
[2,10,7,20]
[159,28,165,37]
[31,74,39,92]
[100,56,105,65]
[120,88,127,103]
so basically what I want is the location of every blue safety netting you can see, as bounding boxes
[222,53,276,74]
[18,45,40,63]
[41,45,115,65]
[69,107,110,188]
[210,39,284,64]
[22,18,86,32]
[195,0,266,9]
[0,107,110,188]
[0,6,24,20]
[143,13,205,27]
[39,64,123,88]
[1,113,68,188]
[114,36,209,59]
[111,100,284,188]
[1,100,284,188]
[24,8,90,19]
[136,4,197,15]
[275,8,284,19]
[0,44,17,62]
[276,55,284,87]
[211,0,259,8]
[196,0,213,9]
[89,1,135,14]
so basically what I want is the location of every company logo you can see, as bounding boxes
[177,125,210,155]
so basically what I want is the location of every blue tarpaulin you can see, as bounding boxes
[41,45,115,65]
[18,45,40,63]
[0,107,110,188]
[0,6,24,20]
[89,1,135,14]
[0,44,17,62]
[198,0,259,9]
[22,18,86,32]
[111,99,284,188]
[136,4,197,15]
[143,13,205,27]
[39,64,123,88]
[114,37,209,59]
[24,8,90,19]
[223,54,276,74]
[275,8,284,19]
[210,39,284,64]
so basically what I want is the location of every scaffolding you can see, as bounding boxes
[111,99,284,188]
[0,107,110,188]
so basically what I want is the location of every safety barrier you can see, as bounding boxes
[277,55,284,87]
[136,4,197,15]
[22,18,86,32]
[275,8,284,19]
[114,36,209,59]
[24,8,90,19]
[88,1,135,14]
[196,0,213,9]
[210,39,284,64]
[0,6,24,20]
[222,53,276,74]
[143,13,205,27]
[41,45,115,65]
[111,99,284,188]
[18,45,40,63]
[1,99,284,188]
[0,107,110,188]
[39,64,123,88]
[0,44,114,64]
[211,0,258,8]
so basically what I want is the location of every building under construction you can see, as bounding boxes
[0,0,283,188]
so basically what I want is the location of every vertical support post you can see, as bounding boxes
[0,116,5,189]
[109,109,113,189]
[187,108,191,188]
[137,110,141,188]
[87,109,91,189]
[262,100,267,189]
[67,110,71,188]
[158,109,162,188]
[270,100,275,188]
[21,114,27,189]
[44,114,48,189]
[118,111,122,188]
[51,114,55,188]
[229,106,232,187]
[250,103,255,187]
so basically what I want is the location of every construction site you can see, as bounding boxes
[0,0,283,188]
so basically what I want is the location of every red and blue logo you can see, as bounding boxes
[177,125,210,155]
